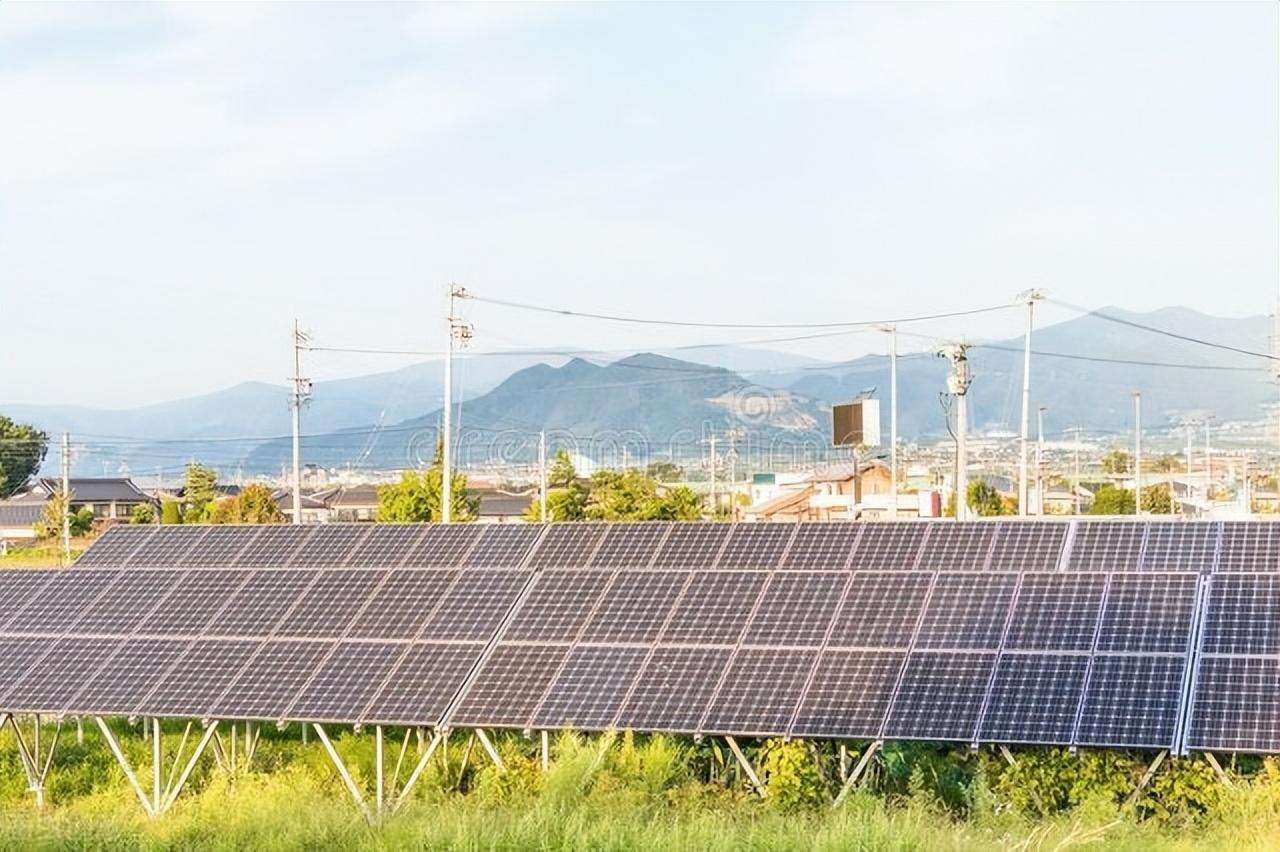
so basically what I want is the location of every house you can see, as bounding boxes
[742,461,918,522]
[317,485,380,522]
[469,489,535,524]
[11,478,157,525]
[272,490,331,525]
[0,496,45,542]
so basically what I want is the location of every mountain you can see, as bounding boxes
[783,306,1273,438]
[243,353,830,471]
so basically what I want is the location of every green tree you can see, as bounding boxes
[656,485,702,520]
[1101,449,1132,474]
[182,463,219,523]
[35,492,94,538]
[1141,483,1173,514]
[967,481,1006,517]
[206,483,285,524]
[0,416,48,498]
[160,500,183,525]
[549,449,578,488]
[1090,483,1135,515]
[130,503,156,525]
[645,461,683,483]
[1151,454,1182,473]
[377,467,478,523]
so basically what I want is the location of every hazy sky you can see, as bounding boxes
[2,2,1276,407]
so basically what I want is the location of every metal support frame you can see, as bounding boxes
[724,736,765,798]
[540,730,550,772]
[313,723,447,823]
[473,728,505,771]
[999,745,1018,768]
[1124,750,1168,809]
[1203,751,1233,787]
[5,713,61,809]
[834,740,882,806]
[94,717,219,818]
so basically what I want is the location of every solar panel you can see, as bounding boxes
[74,525,155,568]
[1141,523,1220,572]
[175,526,259,568]
[651,524,730,568]
[343,525,427,569]
[883,651,996,741]
[71,570,184,635]
[977,653,1089,744]
[403,524,482,568]
[1184,655,1280,753]
[212,640,333,720]
[1199,574,1280,655]
[135,570,251,636]
[465,524,543,568]
[661,571,768,645]
[789,649,903,739]
[293,524,370,568]
[531,645,649,730]
[1095,573,1198,654]
[209,571,319,637]
[701,648,813,736]
[63,638,192,716]
[826,572,931,648]
[0,636,54,701]
[503,570,613,642]
[782,523,861,570]
[614,646,730,732]
[579,571,689,643]
[1074,654,1186,748]
[915,523,995,571]
[988,521,1068,571]
[1217,522,1280,572]
[136,639,260,717]
[425,570,533,641]
[528,524,606,568]
[1065,523,1145,571]
[286,641,404,723]
[122,526,207,568]
[232,526,317,569]
[344,570,457,640]
[1002,573,1106,651]
[0,572,57,629]
[914,573,1017,649]
[274,570,387,639]
[848,524,928,571]
[362,642,486,726]
[588,523,669,568]
[449,642,568,728]
[3,570,123,635]
[742,572,848,647]
[2,636,121,712]
[717,524,795,570]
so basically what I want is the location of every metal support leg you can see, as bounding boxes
[389,727,412,800]
[1204,752,1232,787]
[456,732,476,788]
[312,724,373,823]
[839,743,848,782]
[375,725,385,815]
[834,740,882,806]
[394,729,445,812]
[152,719,162,815]
[159,721,219,815]
[999,745,1018,767]
[1124,750,1168,809]
[96,717,156,818]
[724,736,765,798]
[210,730,229,772]
[541,730,550,772]
[473,729,505,771]
[8,714,60,810]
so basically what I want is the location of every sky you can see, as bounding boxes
[1,2,1277,407]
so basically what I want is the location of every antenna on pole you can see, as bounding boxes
[441,284,472,524]
[290,320,313,526]
[937,342,972,521]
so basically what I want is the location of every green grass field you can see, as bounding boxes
[2,722,1278,850]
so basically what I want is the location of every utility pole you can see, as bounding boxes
[539,431,548,522]
[1015,289,1045,516]
[1036,406,1047,516]
[1204,418,1213,504]
[1073,426,1082,515]
[1133,392,1142,515]
[708,434,717,519]
[290,320,312,526]
[441,284,472,525]
[877,324,899,518]
[61,432,71,566]
[938,343,972,521]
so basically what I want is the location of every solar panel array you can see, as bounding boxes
[8,520,1280,753]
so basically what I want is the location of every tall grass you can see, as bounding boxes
[1,722,1278,850]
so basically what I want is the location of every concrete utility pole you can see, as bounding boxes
[938,343,972,521]
[1036,406,1047,516]
[61,432,71,565]
[708,434,717,519]
[1133,392,1142,515]
[877,324,899,518]
[539,431,548,522]
[1015,289,1045,516]
[441,284,472,524]
[290,320,312,526]
[1073,426,1082,516]
[1185,421,1195,503]
[1204,418,1213,503]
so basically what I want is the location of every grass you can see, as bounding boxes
[0,542,86,568]
[2,724,1280,850]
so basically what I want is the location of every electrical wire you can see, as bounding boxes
[1047,299,1279,361]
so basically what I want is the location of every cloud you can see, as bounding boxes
[403,2,568,43]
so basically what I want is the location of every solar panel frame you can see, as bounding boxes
[73,525,156,568]
[1217,522,1280,573]
[1141,522,1221,573]
[781,523,862,570]
[587,523,671,568]
[914,523,996,572]
[848,523,930,571]
[987,521,1068,572]
[1065,522,1147,572]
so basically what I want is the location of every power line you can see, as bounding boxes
[1048,299,1278,361]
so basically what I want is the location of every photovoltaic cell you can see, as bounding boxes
[1141,523,1219,572]
[135,570,248,636]
[274,570,387,639]
[580,571,689,644]
[465,524,543,568]
[425,570,532,641]
[503,570,612,642]
[344,525,427,569]
[782,523,861,570]
[742,572,847,647]
[123,526,207,568]
[1095,574,1197,654]
[213,640,332,719]
[701,648,813,735]
[363,641,485,725]
[287,641,404,723]
[651,524,730,568]
[978,653,1089,744]
[74,525,155,568]
[232,526,317,569]
[661,571,768,645]
[62,638,191,716]
[210,571,318,637]
[848,524,928,571]
[1065,523,1145,571]
[175,526,258,568]
[615,646,730,732]
[1217,522,1280,573]
[717,524,795,569]
[1075,654,1186,748]
[915,523,995,571]
[449,642,568,728]
[345,570,456,640]
[403,524,481,568]
[1185,655,1280,753]
[588,523,669,568]
[790,649,903,739]
[1003,573,1106,651]
[914,573,1017,649]
[883,651,996,741]
[826,572,931,649]
[532,645,648,730]
[1199,574,1280,655]
[987,522,1068,571]
[528,524,606,568]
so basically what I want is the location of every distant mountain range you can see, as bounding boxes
[5,307,1273,476]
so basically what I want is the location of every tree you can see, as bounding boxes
[206,483,285,524]
[1141,483,1173,514]
[130,503,156,525]
[524,467,702,522]
[182,463,219,523]
[645,461,683,483]
[1151,454,1182,473]
[0,416,48,498]
[160,500,183,525]
[549,449,578,488]
[1101,449,1132,474]
[377,468,478,523]
[35,491,94,539]
[967,481,1006,517]
[1090,484,1135,515]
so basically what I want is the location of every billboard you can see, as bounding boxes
[832,398,881,447]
